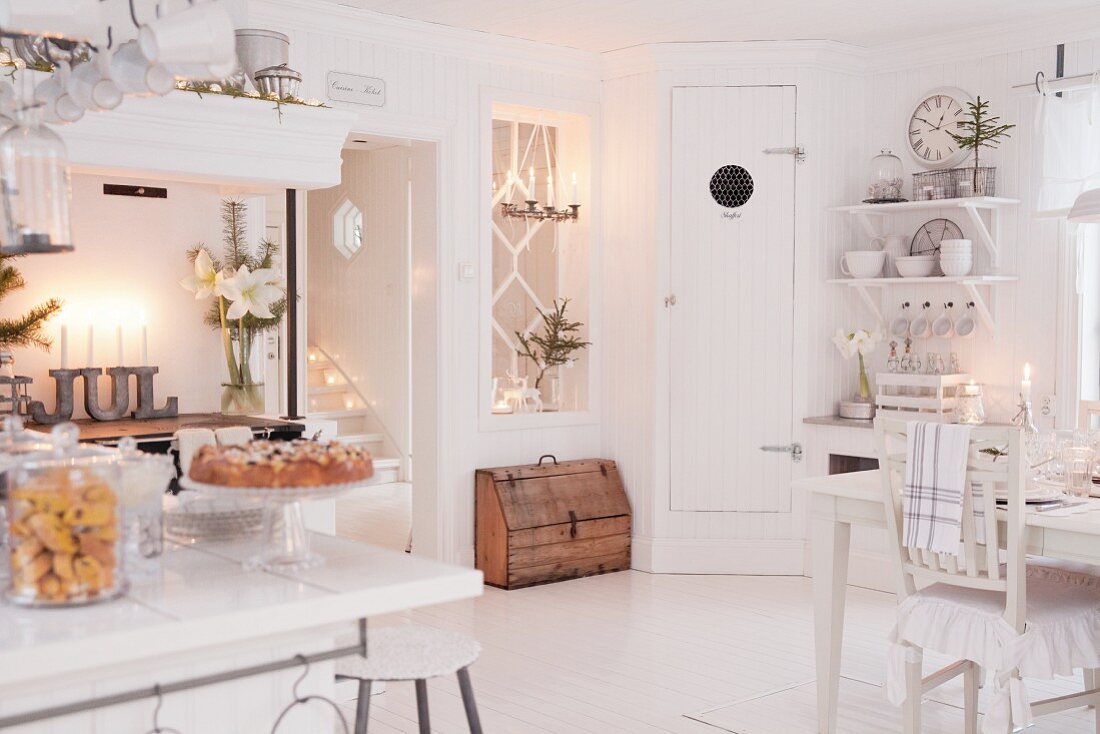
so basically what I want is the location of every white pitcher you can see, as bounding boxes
[871,234,910,278]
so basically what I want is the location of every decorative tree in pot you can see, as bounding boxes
[947,96,1015,195]
[515,298,590,411]
[181,199,286,415]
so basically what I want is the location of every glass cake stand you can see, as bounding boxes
[179,477,376,570]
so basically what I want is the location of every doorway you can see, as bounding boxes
[305,134,438,552]
[668,85,797,514]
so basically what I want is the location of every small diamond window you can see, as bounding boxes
[709,165,754,208]
[333,198,363,259]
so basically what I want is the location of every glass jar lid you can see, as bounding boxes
[12,423,117,473]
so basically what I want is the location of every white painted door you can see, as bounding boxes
[669,86,796,513]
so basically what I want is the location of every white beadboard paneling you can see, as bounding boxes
[250,0,603,564]
[668,85,796,514]
[602,60,865,562]
[308,147,412,457]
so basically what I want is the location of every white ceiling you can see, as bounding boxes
[316,0,1100,53]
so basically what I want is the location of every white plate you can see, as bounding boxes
[178,475,380,502]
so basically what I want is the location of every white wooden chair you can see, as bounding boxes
[875,417,1100,733]
[1081,400,1100,432]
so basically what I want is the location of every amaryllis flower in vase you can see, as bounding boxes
[833,328,883,404]
[181,200,287,415]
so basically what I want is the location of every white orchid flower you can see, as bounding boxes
[221,266,283,320]
[179,249,224,300]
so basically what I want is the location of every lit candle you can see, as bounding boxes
[140,309,149,366]
[115,313,124,367]
[86,322,94,367]
[527,167,535,200]
[1022,363,1032,402]
[58,311,69,370]
[572,171,578,204]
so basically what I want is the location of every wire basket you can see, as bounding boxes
[912,167,996,200]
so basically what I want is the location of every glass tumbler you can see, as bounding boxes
[1063,446,1095,498]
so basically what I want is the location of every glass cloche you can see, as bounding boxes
[0,107,74,254]
[867,149,906,203]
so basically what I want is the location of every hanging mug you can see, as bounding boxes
[909,302,932,339]
[888,302,911,338]
[955,302,977,339]
[931,302,955,339]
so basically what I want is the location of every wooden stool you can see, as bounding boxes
[336,625,483,734]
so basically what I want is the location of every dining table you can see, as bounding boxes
[801,468,1100,734]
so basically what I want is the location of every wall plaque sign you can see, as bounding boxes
[326,71,386,107]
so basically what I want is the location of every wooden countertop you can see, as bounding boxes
[27,414,305,442]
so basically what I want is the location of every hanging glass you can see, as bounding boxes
[0,107,74,254]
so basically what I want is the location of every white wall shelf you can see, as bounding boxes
[827,275,1018,335]
[831,197,1020,269]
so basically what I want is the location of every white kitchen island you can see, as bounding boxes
[0,533,483,733]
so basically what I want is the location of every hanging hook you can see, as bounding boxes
[1035,70,1046,96]
[290,654,309,703]
[143,685,184,734]
[270,654,350,734]
[129,0,142,29]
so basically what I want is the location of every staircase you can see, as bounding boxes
[306,346,402,484]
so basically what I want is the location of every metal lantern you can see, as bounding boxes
[867,149,906,203]
[0,107,74,255]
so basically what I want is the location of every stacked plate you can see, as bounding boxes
[939,238,972,277]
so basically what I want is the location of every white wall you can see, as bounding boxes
[248,0,604,563]
[9,173,235,419]
[308,146,411,459]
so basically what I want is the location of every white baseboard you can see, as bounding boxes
[632,536,805,575]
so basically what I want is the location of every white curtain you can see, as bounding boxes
[1036,73,1100,215]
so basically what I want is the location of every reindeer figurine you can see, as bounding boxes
[503,371,542,413]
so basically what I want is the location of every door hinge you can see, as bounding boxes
[664,294,677,308]
[759,442,803,462]
[763,146,806,163]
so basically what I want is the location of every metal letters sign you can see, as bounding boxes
[326,71,386,107]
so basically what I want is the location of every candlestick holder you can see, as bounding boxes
[1013,393,1038,434]
[501,201,580,223]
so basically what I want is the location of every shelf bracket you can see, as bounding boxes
[962,281,997,336]
[851,283,885,326]
[854,212,881,240]
[961,204,999,270]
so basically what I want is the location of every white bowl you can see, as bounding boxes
[895,256,937,278]
[941,261,973,277]
[939,255,973,264]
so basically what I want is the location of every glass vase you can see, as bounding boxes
[220,327,265,416]
[0,107,74,254]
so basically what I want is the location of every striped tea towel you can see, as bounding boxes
[902,421,973,554]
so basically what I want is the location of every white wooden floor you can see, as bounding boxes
[330,490,1092,732]
[332,571,1095,733]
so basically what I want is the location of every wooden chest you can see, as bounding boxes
[475,458,631,590]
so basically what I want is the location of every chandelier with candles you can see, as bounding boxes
[497,119,581,224]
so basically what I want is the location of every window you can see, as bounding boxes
[486,102,593,421]
[333,197,363,259]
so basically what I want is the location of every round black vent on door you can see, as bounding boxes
[709,165,754,208]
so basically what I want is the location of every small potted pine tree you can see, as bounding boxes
[947,96,1015,196]
[515,298,590,411]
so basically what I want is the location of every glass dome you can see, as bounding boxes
[0,107,74,254]
[868,149,905,202]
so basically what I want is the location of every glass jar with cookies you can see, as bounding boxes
[5,424,125,607]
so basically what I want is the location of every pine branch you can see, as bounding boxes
[222,199,249,271]
[514,298,591,388]
[0,298,62,350]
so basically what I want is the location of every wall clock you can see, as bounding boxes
[907,87,974,169]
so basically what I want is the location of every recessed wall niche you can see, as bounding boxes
[488,103,592,419]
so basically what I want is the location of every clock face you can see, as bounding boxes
[907,89,973,169]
